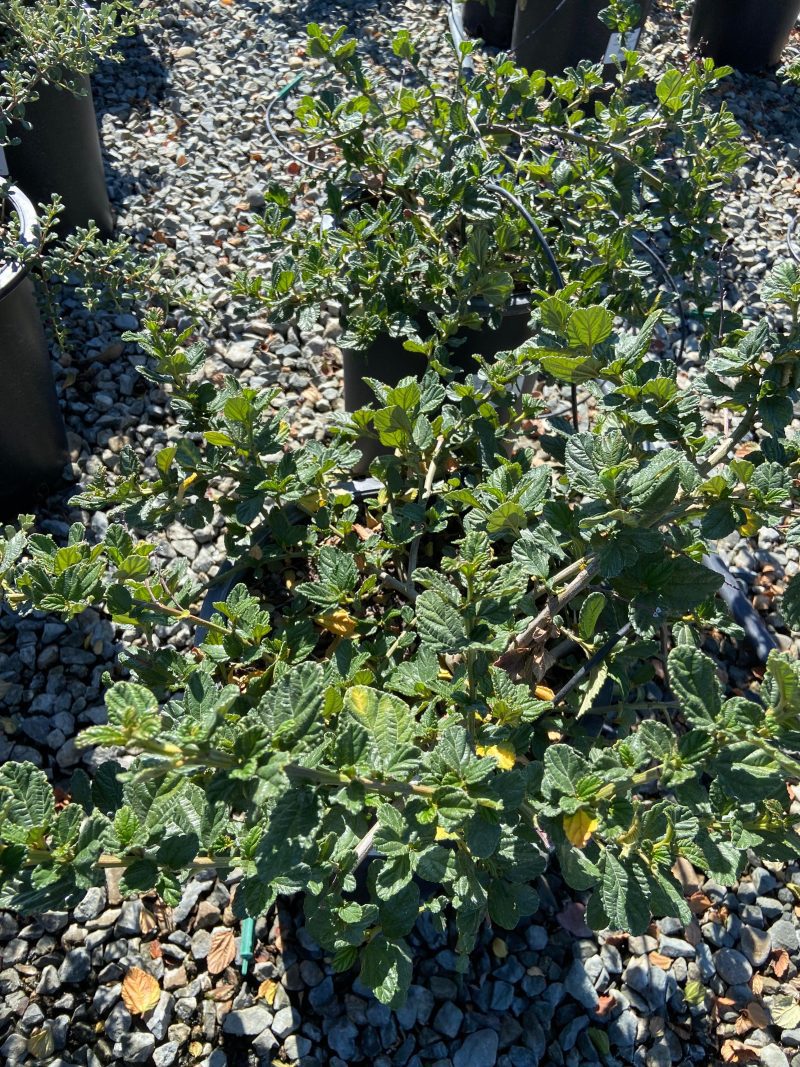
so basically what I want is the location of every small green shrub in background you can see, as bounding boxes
[236,26,743,360]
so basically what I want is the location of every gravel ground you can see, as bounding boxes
[1,2,800,1066]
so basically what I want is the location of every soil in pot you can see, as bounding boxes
[5,76,114,238]
[0,188,69,517]
[688,0,800,71]
[460,0,517,48]
[511,0,653,76]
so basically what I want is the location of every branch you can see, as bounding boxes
[407,435,446,592]
[495,557,599,666]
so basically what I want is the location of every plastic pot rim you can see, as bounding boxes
[0,185,41,300]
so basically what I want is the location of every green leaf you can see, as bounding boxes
[486,501,527,537]
[579,592,606,642]
[416,589,469,652]
[599,851,651,934]
[566,306,613,350]
[360,935,413,1008]
[543,745,590,796]
[669,647,721,727]
[0,763,55,843]
[345,686,418,774]
[120,858,159,894]
[656,69,688,111]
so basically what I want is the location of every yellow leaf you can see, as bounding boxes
[258,978,279,1005]
[297,491,326,515]
[121,967,161,1015]
[316,610,356,637]
[475,743,516,770]
[535,685,555,701]
[207,927,237,975]
[684,979,706,1006]
[492,937,508,958]
[563,808,598,848]
[435,826,458,841]
[738,508,759,537]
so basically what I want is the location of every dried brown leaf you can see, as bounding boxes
[773,949,791,979]
[648,952,673,971]
[121,967,161,1015]
[744,1001,770,1029]
[720,1039,759,1063]
[207,928,236,975]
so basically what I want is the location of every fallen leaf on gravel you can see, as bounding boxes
[596,994,616,1016]
[207,983,236,1002]
[492,937,508,958]
[188,1042,204,1057]
[27,1028,54,1060]
[258,979,279,1005]
[648,952,673,970]
[207,928,237,975]
[672,857,701,894]
[684,979,706,1006]
[770,994,800,1029]
[687,891,713,916]
[139,907,157,935]
[121,967,161,1015]
[149,941,162,959]
[773,949,791,979]
[752,973,765,996]
[744,1002,770,1029]
[720,1040,759,1063]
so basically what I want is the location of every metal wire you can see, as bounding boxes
[265,75,329,174]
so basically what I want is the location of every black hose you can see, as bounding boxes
[484,179,579,427]
[630,232,688,366]
[703,552,778,663]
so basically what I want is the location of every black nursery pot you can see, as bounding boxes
[0,188,69,518]
[688,0,800,72]
[343,294,533,472]
[461,0,517,48]
[5,75,114,238]
[511,0,653,76]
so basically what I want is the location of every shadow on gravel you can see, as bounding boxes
[91,26,172,208]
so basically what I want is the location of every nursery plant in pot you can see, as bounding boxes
[0,181,68,514]
[1,260,800,1008]
[238,25,742,458]
[458,0,518,49]
[0,0,144,237]
[511,0,653,77]
[688,0,800,72]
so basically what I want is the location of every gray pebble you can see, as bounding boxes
[714,948,753,985]
[771,920,800,954]
[453,1029,499,1067]
[740,925,772,967]
[222,1004,273,1036]
[58,947,91,985]
[118,1031,156,1063]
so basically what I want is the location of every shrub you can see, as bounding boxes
[1,261,798,1006]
